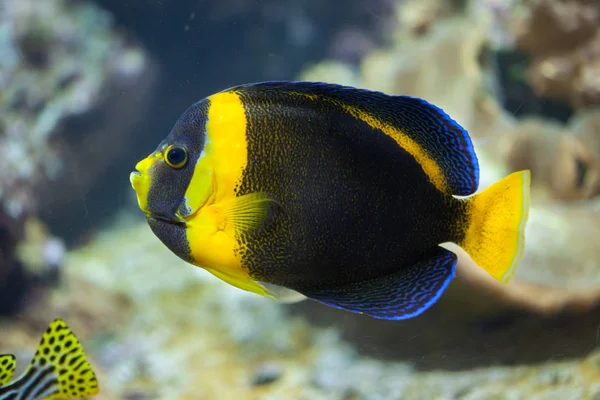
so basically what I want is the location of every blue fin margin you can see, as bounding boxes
[300,247,458,320]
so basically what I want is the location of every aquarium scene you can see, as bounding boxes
[1,0,600,398]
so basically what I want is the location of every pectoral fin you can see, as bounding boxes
[216,192,279,238]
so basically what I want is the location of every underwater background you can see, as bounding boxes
[1,0,600,398]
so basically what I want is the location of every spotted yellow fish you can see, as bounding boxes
[0,318,99,399]
[130,81,530,320]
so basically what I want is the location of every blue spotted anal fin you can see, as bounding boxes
[300,247,458,320]
[0,355,16,386]
[232,81,479,195]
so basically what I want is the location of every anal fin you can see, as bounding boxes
[260,282,308,304]
[205,266,273,298]
[300,247,457,320]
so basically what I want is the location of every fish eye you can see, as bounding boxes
[165,145,188,169]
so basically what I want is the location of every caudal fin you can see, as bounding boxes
[458,170,531,283]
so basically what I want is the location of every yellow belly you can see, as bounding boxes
[185,204,271,297]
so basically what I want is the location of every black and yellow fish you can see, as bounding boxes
[0,318,99,400]
[130,81,530,320]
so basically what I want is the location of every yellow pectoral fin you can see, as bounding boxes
[187,193,280,298]
[205,267,273,298]
[217,192,279,238]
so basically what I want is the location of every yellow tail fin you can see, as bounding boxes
[459,170,531,283]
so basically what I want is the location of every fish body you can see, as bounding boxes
[0,318,99,400]
[130,81,530,320]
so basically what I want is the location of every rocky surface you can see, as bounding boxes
[3,218,600,399]
[512,0,600,110]
[2,0,600,399]
[0,0,154,220]
[0,0,156,313]
[500,110,600,201]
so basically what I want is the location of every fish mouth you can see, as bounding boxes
[129,170,143,190]
[129,167,150,214]
[146,213,186,226]
[130,168,142,180]
[130,169,183,225]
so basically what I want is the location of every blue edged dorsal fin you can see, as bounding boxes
[299,247,457,320]
[230,81,479,196]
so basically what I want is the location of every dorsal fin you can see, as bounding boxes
[30,318,99,399]
[230,81,479,196]
[0,355,16,386]
[0,318,99,399]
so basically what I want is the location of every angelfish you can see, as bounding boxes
[130,81,530,320]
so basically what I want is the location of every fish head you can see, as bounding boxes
[130,100,213,225]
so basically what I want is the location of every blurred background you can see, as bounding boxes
[1,0,600,398]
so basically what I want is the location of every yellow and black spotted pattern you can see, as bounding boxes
[0,318,99,400]
[0,356,16,387]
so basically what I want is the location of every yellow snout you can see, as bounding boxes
[130,153,161,213]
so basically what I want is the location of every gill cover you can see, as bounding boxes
[175,142,215,221]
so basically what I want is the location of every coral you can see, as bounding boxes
[0,0,152,219]
[501,110,600,201]
[15,217,65,275]
[512,0,600,109]
[0,0,156,313]
[0,212,63,317]
[0,211,26,316]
